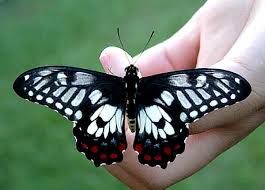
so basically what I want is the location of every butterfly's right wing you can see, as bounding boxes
[134,68,251,168]
[13,66,127,166]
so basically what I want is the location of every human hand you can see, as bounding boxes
[99,0,265,189]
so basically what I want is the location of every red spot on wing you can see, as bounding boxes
[99,153,107,160]
[135,144,143,153]
[118,143,126,152]
[81,143,88,149]
[90,145,98,153]
[144,154,152,161]
[174,144,180,150]
[110,153,118,159]
[154,154,162,161]
[163,146,171,155]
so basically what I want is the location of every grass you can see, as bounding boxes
[0,1,264,189]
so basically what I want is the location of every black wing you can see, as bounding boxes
[13,66,127,166]
[134,68,251,168]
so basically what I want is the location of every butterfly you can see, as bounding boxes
[13,65,251,169]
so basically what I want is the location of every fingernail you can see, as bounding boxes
[99,52,110,72]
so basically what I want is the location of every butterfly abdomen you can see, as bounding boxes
[124,65,140,133]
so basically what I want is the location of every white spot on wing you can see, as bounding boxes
[115,109,123,133]
[55,102,63,109]
[197,89,211,100]
[110,117,116,133]
[216,81,229,93]
[158,129,166,139]
[154,98,165,106]
[230,94,236,99]
[97,97,108,105]
[87,120,98,135]
[221,79,230,86]
[28,91,34,96]
[180,112,187,122]
[74,110,82,120]
[24,75,30,81]
[164,122,174,135]
[95,128,103,137]
[43,87,50,94]
[185,89,202,105]
[145,105,162,122]
[57,72,67,85]
[34,79,48,90]
[161,90,174,106]
[65,108,73,115]
[221,98,228,103]
[169,74,191,87]
[213,90,221,97]
[72,72,94,85]
[213,72,224,78]
[190,110,198,118]
[196,75,206,87]
[152,123,158,139]
[200,105,208,112]
[36,95,43,100]
[99,104,117,122]
[71,89,86,106]
[158,107,171,122]
[210,100,218,107]
[89,90,102,105]
[53,87,66,97]
[235,78,240,84]
[33,77,42,84]
[139,110,146,134]
[57,72,67,79]
[39,70,52,76]
[104,123,110,138]
[145,117,151,134]
[61,87,77,103]
[46,97,54,104]
[177,90,191,109]
[90,106,104,121]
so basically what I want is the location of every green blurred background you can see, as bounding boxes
[0,1,264,189]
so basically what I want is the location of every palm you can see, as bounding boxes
[100,1,265,189]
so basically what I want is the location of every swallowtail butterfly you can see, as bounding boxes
[13,65,251,168]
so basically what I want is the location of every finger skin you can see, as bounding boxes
[133,14,200,76]
[100,46,132,77]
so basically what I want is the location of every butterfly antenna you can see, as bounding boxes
[133,30,155,65]
[117,28,131,65]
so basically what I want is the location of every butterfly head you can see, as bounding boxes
[125,65,139,76]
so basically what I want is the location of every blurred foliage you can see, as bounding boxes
[0,0,264,190]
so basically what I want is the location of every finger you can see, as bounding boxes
[213,0,265,102]
[191,1,265,134]
[196,0,253,67]
[100,46,132,77]
[133,12,201,76]
[197,1,265,133]
[225,0,265,67]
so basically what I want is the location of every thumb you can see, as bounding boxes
[100,46,132,77]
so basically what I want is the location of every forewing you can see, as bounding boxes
[13,66,127,166]
[134,68,251,168]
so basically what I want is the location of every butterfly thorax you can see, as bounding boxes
[123,65,140,133]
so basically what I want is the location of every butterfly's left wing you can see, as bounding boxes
[134,68,251,168]
[13,66,127,166]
